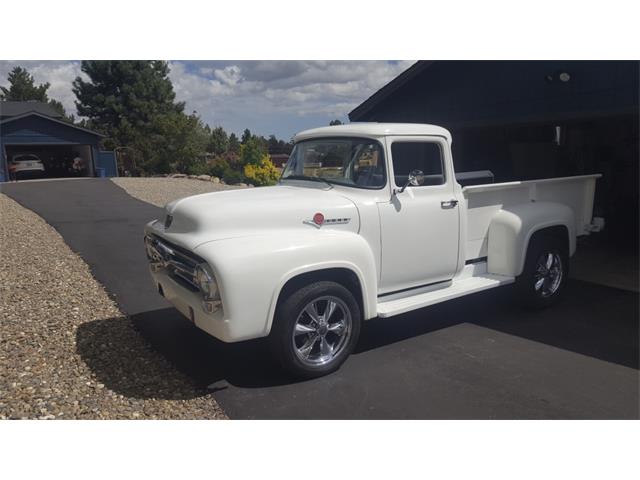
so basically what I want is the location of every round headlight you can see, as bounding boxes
[195,264,218,299]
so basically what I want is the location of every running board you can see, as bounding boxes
[376,273,515,318]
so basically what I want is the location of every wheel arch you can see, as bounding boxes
[266,263,374,335]
[487,201,575,277]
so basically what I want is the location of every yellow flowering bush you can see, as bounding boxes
[244,155,280,186]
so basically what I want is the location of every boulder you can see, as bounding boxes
[197,174,211,181]
[171,173,187,178]
[211,177,220,184]
[235,182,248,187]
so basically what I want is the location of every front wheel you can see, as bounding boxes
[269,281,361,378]
[516,235,569,309]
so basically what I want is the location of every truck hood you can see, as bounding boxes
[154,184,360,249]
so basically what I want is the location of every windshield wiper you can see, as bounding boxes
[281,175,333,189]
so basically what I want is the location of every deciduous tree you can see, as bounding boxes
[240,136,267,166]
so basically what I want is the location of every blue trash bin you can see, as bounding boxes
[96,168,106,178]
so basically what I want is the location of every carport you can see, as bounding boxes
[0,101,117,182]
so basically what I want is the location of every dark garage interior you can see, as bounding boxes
[4,143,94,179]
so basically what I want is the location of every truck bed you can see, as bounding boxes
[462,174,601,261]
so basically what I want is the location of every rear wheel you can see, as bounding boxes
[270,281,361,378]
[516,234,568,309]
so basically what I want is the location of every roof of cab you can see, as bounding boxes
[293,122,452,144]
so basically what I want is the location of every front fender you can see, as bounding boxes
[487,201,575,277]
[194,230,377,341]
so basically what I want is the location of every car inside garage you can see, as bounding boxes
[4,144,94,180]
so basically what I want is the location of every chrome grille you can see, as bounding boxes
[145,235,201,292]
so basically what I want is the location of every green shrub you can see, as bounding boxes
[243,155,280,186]
[210,158,229,179]
[187,161,211,176]
[222,168,245,185]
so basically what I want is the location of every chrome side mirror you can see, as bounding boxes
[398,169,425,193]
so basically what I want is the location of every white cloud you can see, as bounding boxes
[214,65,242,86]
[1,60,415,138]
[0,60,85,115]
[169,60,415,137]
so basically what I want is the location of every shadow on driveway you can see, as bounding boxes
[75,314,214,401]
[76,279,638,415]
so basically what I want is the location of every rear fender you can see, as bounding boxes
[487,201,575,277]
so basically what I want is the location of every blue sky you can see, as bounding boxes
[0,60,414,139]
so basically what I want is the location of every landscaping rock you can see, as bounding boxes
[211,177,220,184]
[111,177,246,208]
[0,194,227,419]
[171,174,187,178]
[197,175,211,181]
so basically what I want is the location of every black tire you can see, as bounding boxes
[269,280,361,379]
[516,233,569,309]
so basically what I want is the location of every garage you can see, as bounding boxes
[349,61,639,290]
[0,101,117,182]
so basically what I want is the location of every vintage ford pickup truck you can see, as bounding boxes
[144,123,601,377]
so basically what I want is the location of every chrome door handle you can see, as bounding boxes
[441,199,459,208]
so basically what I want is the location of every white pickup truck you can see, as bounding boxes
[144,123,601,377]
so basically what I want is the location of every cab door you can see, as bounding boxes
[377,136,460,294]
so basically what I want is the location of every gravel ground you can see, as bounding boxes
[111,177,244,208]
[0,193,226,419]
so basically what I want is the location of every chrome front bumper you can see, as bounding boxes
[144,235,231,342]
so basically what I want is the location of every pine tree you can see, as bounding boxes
[1,66,70,120]
[241,128,252,144]
[73,61,188,171]
[73,61,184,144]
[228,133,241,154]
[0,66,49,101]
[208,126,229,155]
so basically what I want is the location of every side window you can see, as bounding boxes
[391,142,445,187]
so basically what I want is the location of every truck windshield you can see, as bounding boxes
[281,137,386,189]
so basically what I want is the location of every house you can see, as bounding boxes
[270,153,289,168]
[0,101,117,182]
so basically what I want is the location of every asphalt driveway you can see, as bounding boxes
[2,179,638,419]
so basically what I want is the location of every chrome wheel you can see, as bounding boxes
[534,252,563,298]
[292,295,352,367]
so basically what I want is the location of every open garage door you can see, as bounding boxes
[4,144,94,180]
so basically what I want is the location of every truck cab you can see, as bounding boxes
[144,123,601,378]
